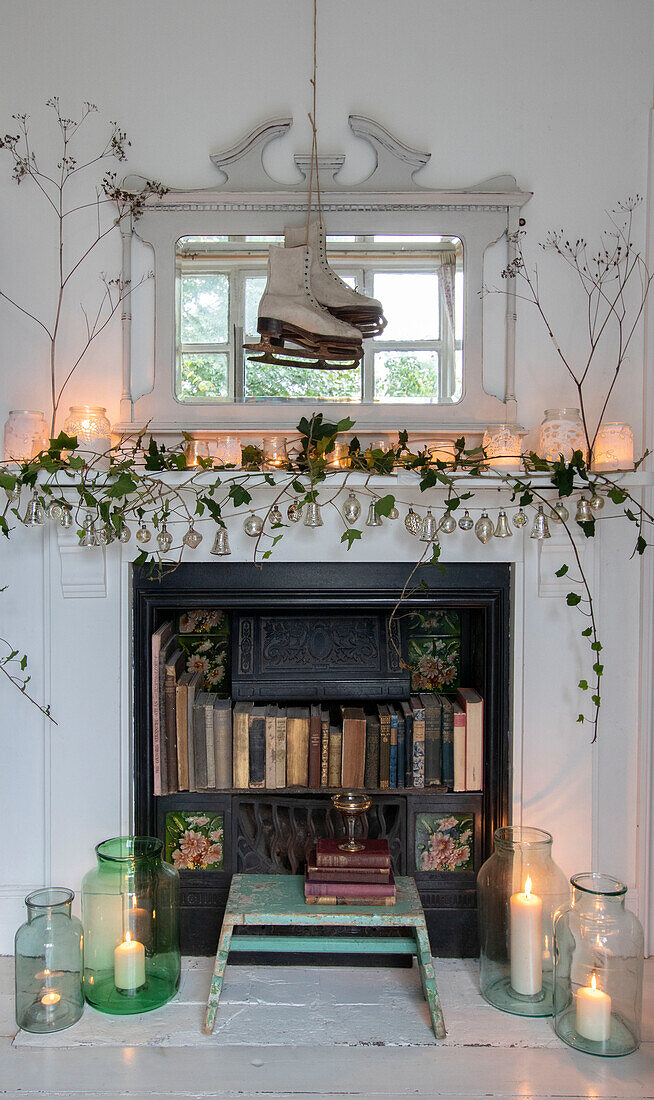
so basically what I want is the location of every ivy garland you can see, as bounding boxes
[1,413,651,739]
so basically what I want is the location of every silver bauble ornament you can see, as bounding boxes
[404,508,422,536]
[184,525,203,549]
[388,506,400,520]
[343,492,362,524]
[287,500,303,523]
[5,486,20,505]
[244,513,264,537]
[589,493,604,512]
[550,501,569,524]
[136,524,151,545]
[46,500,62,521]
[269,505,283,526]
[118,523,131,543]
[439,512,457,534]
[494,510,513,538]
[59,507,72,529]
[475,511,495,543]
[458,509,474,531]
[157,524,173,552]
[513,508,528,528]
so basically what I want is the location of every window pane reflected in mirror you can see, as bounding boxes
[374,351,440,403]
[179,353,228,402]
[180,275,229,344]
[373,273,440,341]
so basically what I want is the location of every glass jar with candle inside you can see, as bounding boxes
[14,887,84,1033]
[477,826,569,1016]
[553,872,643,1056]
[263,436,288,469]
[81,836,180,1014]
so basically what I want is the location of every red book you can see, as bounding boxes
[315,838,391,870]
[305,873,395,898]
[306,895,396,906]
[308,704,322,789]
[306,850,391,884]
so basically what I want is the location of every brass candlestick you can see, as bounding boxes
[331,792,371,853]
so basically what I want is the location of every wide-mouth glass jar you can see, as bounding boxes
[477,826,569,1016]
[14,887,84,1033]
[553,872,643,1056]
[538,408,587,463]
[81,836,180,1015]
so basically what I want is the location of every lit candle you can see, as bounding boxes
[114,931,145,991]
[576,973,611,1042]
[510,875,543,995]
[128,895,149,946]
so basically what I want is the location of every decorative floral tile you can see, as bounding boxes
[415,812,473,872]
[177,609,230,694]
[165,811,224,871]
[407,609,460,692]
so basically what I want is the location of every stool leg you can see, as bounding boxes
[413,923,446,1039]
[202,921,234,1034]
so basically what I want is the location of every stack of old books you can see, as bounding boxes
[304,839,395,906]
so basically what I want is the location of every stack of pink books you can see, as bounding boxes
[304,839,396,906]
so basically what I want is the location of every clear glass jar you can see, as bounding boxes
[482,424,525,470]
[264,435,288,468]
[63,406,112,471]
[477,826,569,1016]
[3,410,49,462]
[592,422,634,471]
[553,873,644,1056]
[14,887,84,1033]
[214,435,241,467]
[538,408,587,463]
[81,836,180,1015]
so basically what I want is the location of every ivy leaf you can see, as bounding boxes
[577,714,585,723]
[590,641,603,652]
[581,626,592,636]
[592,663,604,676]
[608,487,627,505]
[578,680,588,690]
[374,494,396,518]
[636,535,647,555]
[336,417,355,433]
[0,472,16,492]
[566,592,582,606]
[519,490,533,507]
[105,472,137,499]
[420,469,437,491]
[578,519,596,537]
[229,484,252,507]
[555,564,568,577]
[341,528,362,551]
[292,479,306,495]
[591,695,601,707]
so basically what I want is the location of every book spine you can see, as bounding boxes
[164,679,179,793]
[152,639,163,796]
[316,851,391,870]
[193,703,208,789]
[396,716,405,790]
[413,708,425,789]
[389,715,398,789]
[275,713,286,788]
[364,720,379,789]
[425,703,442,787]
[307,867,392,884]
[213,709,232,789]
[305,895,395,907]
[404,713,413,788]
[304,879,395,898]
[248,715,266,788]
[205,705,216,788]
[441,700,454,788]
[265,716,277,789]
[308,713,321,789]
[233,711,249,788]
[187,687,196,791]
[286,719,309,786]
[379,716,390,790]
[320,717,330,787]
[328,729,342,787]
[175,684,189,791]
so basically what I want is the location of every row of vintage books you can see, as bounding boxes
[305,839,396,906]
[152,625,483,795]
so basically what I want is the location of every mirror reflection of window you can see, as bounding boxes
[174,235,463,405]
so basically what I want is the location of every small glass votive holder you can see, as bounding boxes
[328,440,350,469]
[63,406,112,472]
[429,441,456,464]
[553,872,643,1056]
[214,435,241,467]
[592,423,634,471]
[264,436,288,468]
[482,425,525,470]
[14,887,84,1033]
[183,439,210,467]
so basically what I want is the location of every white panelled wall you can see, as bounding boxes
[0,0,653,953]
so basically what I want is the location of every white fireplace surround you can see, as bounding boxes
[0,470,652,955]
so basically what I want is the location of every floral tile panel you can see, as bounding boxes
[415,812,473,872]
[407,609,460,693]
[165,811,224,871]
[177,609,229,694]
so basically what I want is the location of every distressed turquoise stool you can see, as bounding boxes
[203,873,446,1039]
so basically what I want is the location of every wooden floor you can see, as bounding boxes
[1,956,652,1099]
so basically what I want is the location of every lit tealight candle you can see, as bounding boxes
[576,973,611,1042]
[40,991,61,1007]
[114,931,146,992]
[510,875,543,995]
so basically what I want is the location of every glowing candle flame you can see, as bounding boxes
[41,991,61,1006]
[591,973,597,992]
[125,931,132,944]
[524,875,532,898]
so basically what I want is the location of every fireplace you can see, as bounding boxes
[133,561,511,957]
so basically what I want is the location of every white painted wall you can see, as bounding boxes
[1,0,653,952]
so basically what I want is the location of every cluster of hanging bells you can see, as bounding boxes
[244,220,386,370]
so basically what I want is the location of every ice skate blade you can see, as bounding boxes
[245,337,361,371]
[329,308,387,338]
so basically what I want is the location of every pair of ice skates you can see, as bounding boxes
[245,221,386,370]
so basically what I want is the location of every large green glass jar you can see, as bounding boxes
[81,837,180,1015]
[14,887,84,1033]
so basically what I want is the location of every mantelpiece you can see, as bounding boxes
[113,116,531,438]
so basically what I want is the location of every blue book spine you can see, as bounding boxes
[389,711,398,788]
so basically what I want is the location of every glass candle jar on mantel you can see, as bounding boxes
[214,435,241,467]
[3,410,49,462]
[63,406,112,471]
[482,424,525,470]
[538,408,587,463]
[477,826,569,1016]
[14,887,84,1033]
[592,423,634,471]
[553,873,644,1056]
[81,836,180,1015]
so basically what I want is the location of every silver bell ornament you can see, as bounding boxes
[46,500,62,521]
[269,505,283,526]
[475,511,495,543]
[388,506,400,520]
[94,523,111,547]
[589,493,605,512]
[80,512,96,548]
[210,528,231,556]
[550,500,569,524]
[304,501,324,528]
[530,505,551,540]
[366,500,382,528]
[118,522,131,543]
[494,510,513,538]
[405,508,422,536]
[439,512,458,535]
[458,509,474,531]
[24,493,45,526]
[420,509,439,542]
[5,485,20,505]
[513,508,528,528]
[157,523,173,552]
[244,513,264,537]
[287,500,303,523]
[136,523,151,545]
[184,525,203,549]
[59,507,72,529]
[343,492,362,524]
[575,497,593,523]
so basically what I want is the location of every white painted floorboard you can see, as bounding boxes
[0,955,652,1099]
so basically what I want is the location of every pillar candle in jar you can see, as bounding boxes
[510,875,543,995]
[576,973,611,1042]
[114,931,145,991]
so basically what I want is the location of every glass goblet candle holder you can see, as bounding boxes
[331,792,371,853]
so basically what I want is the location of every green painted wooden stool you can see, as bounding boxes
[203,873,446,1039]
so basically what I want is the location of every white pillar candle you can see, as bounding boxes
[576,973,611,1042]
[114,932,145,991]
[510,875,543,995]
